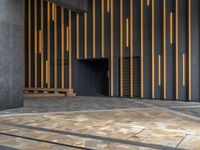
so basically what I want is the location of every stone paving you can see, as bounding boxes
[0,96,200,149]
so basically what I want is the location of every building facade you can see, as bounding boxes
[24,0,200,101]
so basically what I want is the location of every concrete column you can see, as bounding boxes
[0,0,24,110]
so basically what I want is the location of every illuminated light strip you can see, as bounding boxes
[76,14,80,59]
[170,12,173,44]
[52,3,54,21]
[188,0,192,100]
[176,0,179,100]
[66,26,69,51]
[28,0,31,88]
[101,0,105,57]
[141,0,144,98]
[61,7,65,89]
[47,1,51,88]
[130,0,133,98]
[84,12,88,59]
[34,0,38,88]
[152,0,155,99]
[110,0,114,96]
[126,18,129,48]
[107,0,110,12]
[183,53,186,86]
[69,10,72,89]
[147,0,150,6]
[93,0,96,58]
[163,0,167,99]
[54,4,57,88]
[41,0,44,88]
[39,30,42,53]
[120,0,123,97]
[158,55,161,86]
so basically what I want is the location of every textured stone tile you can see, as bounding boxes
[128,130,185,148]
[178,135,200,150]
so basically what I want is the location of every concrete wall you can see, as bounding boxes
[0,0,24,110]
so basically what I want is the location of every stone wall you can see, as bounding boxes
[0,0,24,110]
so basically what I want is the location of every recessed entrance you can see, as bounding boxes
[76,59,109,96]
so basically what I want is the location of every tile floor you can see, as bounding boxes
[0,96,200,150]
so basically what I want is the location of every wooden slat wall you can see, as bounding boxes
[24,0,197,101]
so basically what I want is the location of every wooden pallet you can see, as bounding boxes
[24,88,76,96]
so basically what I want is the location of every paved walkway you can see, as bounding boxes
[0,97,200,149]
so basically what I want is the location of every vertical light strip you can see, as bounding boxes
[110,0,114,96]
[101,0,105,57]
[61,7,65,89]
[107,0,110,12]
[66,26,69,51]
[39,30,42,53]
[54,4,57,88]
[130,0,133,98]
[141,0,144,98]
[147,0,150,6]
[176,0,179,100]
[93,0,96,58]
[183,53,186,86]
[68,10,72,89]
[47,1,51,88]
[170,12,173,44]
[52,3,54,21]
[76,14,80,59]
[158,55,161,86]
[163,0,167,99]
[41,0,44,88]
[126,18,129,48]
[84,13,88,59]
[120,0,123,97]
[188,0,192,100]
[34,0,38,88]
[28,0,31,88]
[152,0,155,98]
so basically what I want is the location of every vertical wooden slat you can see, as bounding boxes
[47,1,51,88]
[158,55,161,86]
[141,0,144,98]
[52,3,54,21]
[34,0,38,88]
[68,10,72,89]
[120,0,123,97]
[110,0,114,96]
[28,0,31,88]
[170,12,173,44]
[76,14,79,59]
[61,7,65,89]
[147,0,150,6]
[84,12,88,59]
[93,0,96,58]
[163,0,167,99]
[188,0,192,100]
[126,18,129,48]
[152,0,155,98]
[101,0,105,58]
[176,0,179,100]
[183,53,186,86]
[130,0,133,98]
[66,26,69,51]
[107,0,110,12]
[54,4,57,88]
[41,0,44,88]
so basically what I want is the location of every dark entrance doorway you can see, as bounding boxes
[76,59,109,96]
